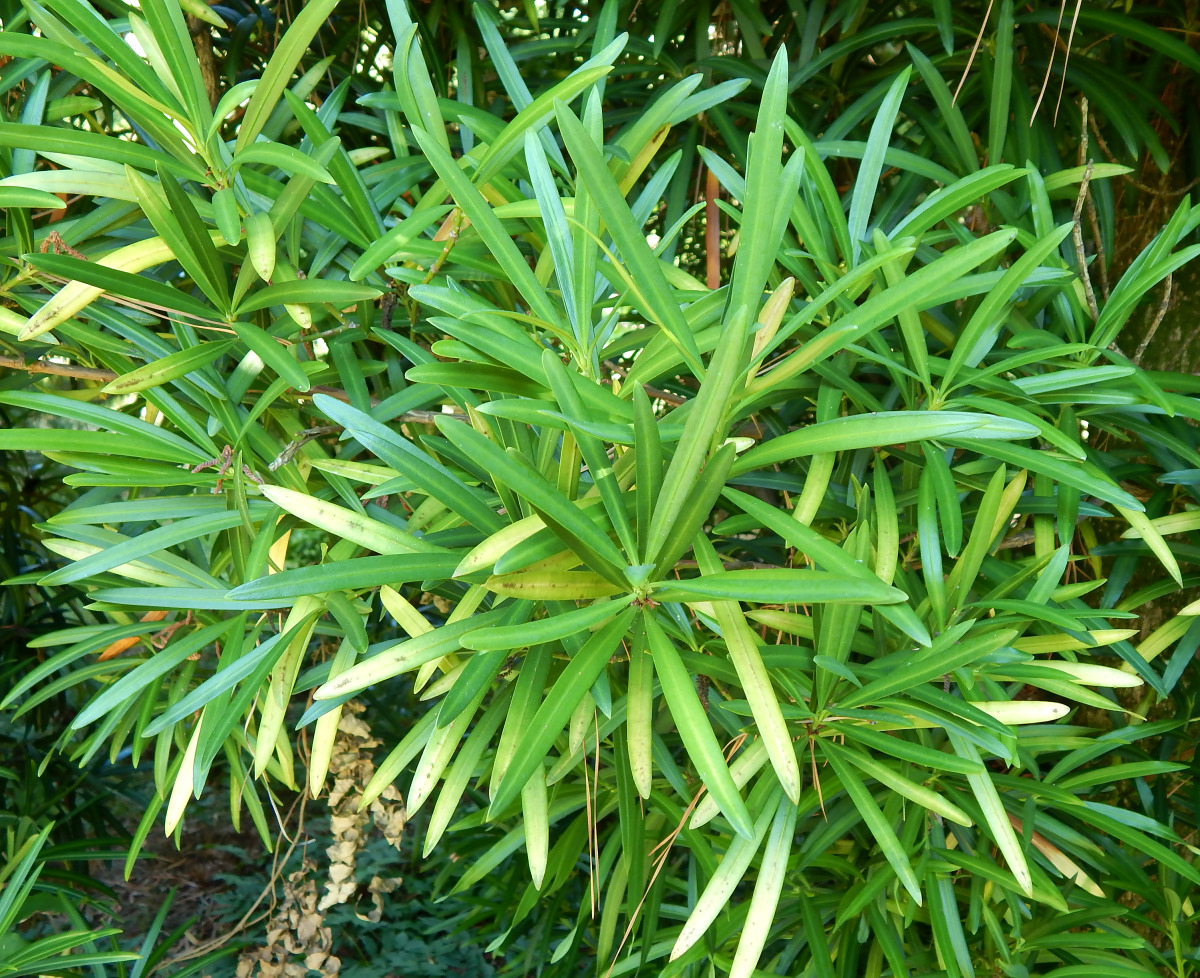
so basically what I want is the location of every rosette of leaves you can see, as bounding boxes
[2,3,1199,977]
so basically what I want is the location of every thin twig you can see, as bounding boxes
[1072,157,1099,320]
[155,791,310,972]
[704,167,721,290]
[953,0,995,103]
[0,355,117,382]
[1084,185,1110,300]
[1087,114,1200,198]
[1030,0,1068,124]
[1133,273,1173,366]
[1051,0,1084,125]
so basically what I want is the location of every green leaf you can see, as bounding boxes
[123,166,228,313]
[948,439,1144,511]
[435,417,628,582]
[840,628,1020,709]
[229,321,310,392]
[0,186,67,209]
[229,554,460,600]
[988,1,1014,165]
[474,65,614,186]
[836,722,985,774]
[643,611,754,839]
[655,569,906,605]
[848,67,910,262]
[24,252,217,321]
[1116,506,1183,586]
[488,610,634,815]
[646,311,748,562]
[102,340,236,395]
[824,739,971,825]
[315,607,511,701]
[70,618,237,729]
[822,744,922,903]
[259,484,441,555]
[947,732,1032,895]
[408,125,559,328]
[728,795,797,978]
[235,279,381,315]
[461,596,633,651]
[312,397,504,536]
[555,102,702,374]
[140,629,284,738]
[41,511,243,586]
[736,412,1037,473]
[694,538,800,803]
[233,0,340,154]
[233,141,336,183]
[671,784,781,960]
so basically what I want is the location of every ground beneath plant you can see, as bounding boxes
[90,809,273,966]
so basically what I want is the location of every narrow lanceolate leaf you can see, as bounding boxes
[657,569,906,605]
[670,788,781,960]
[0,186,67,209]
[487,610,635,816]
[461,596,632,651]
[694,538,800,802]
[728,797,798,978]
[484,570,622,601]
[255,595,323,780]
[736,412,1037,473]
[1033,662,1143,688]
[259,484,441,554]
[23,251,217,321]
[626,638,654,799]
[408,125,558,327]
[1117,506,1183,586]
[522,770,550,889]
[235,279,381,314]
[229,321,309,391]
[645,311,748,562]
[824,739,971,826]
[229,554,460,600]
[164,722,202,835]
[555,103,702,374]
[644,612,755,839]
[848,68,911,262]
[947,732,1032,895]
[234,0,339,153]
[124,166,228,313]
[70,618,237,730]
[40,511,243,586]
[102,339,235,395]
[822,746,922,904]
[19,233,223,340]
[314,394,504,534]
[314,608,511,700]
[435,417,628,582]
[728,48,801,319]
[948,439,1144,511]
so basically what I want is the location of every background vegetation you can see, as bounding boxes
[3,1,1200,976]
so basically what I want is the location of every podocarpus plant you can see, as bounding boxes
[2,2,1200,976]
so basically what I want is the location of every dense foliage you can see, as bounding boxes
[3,2,1200,976]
